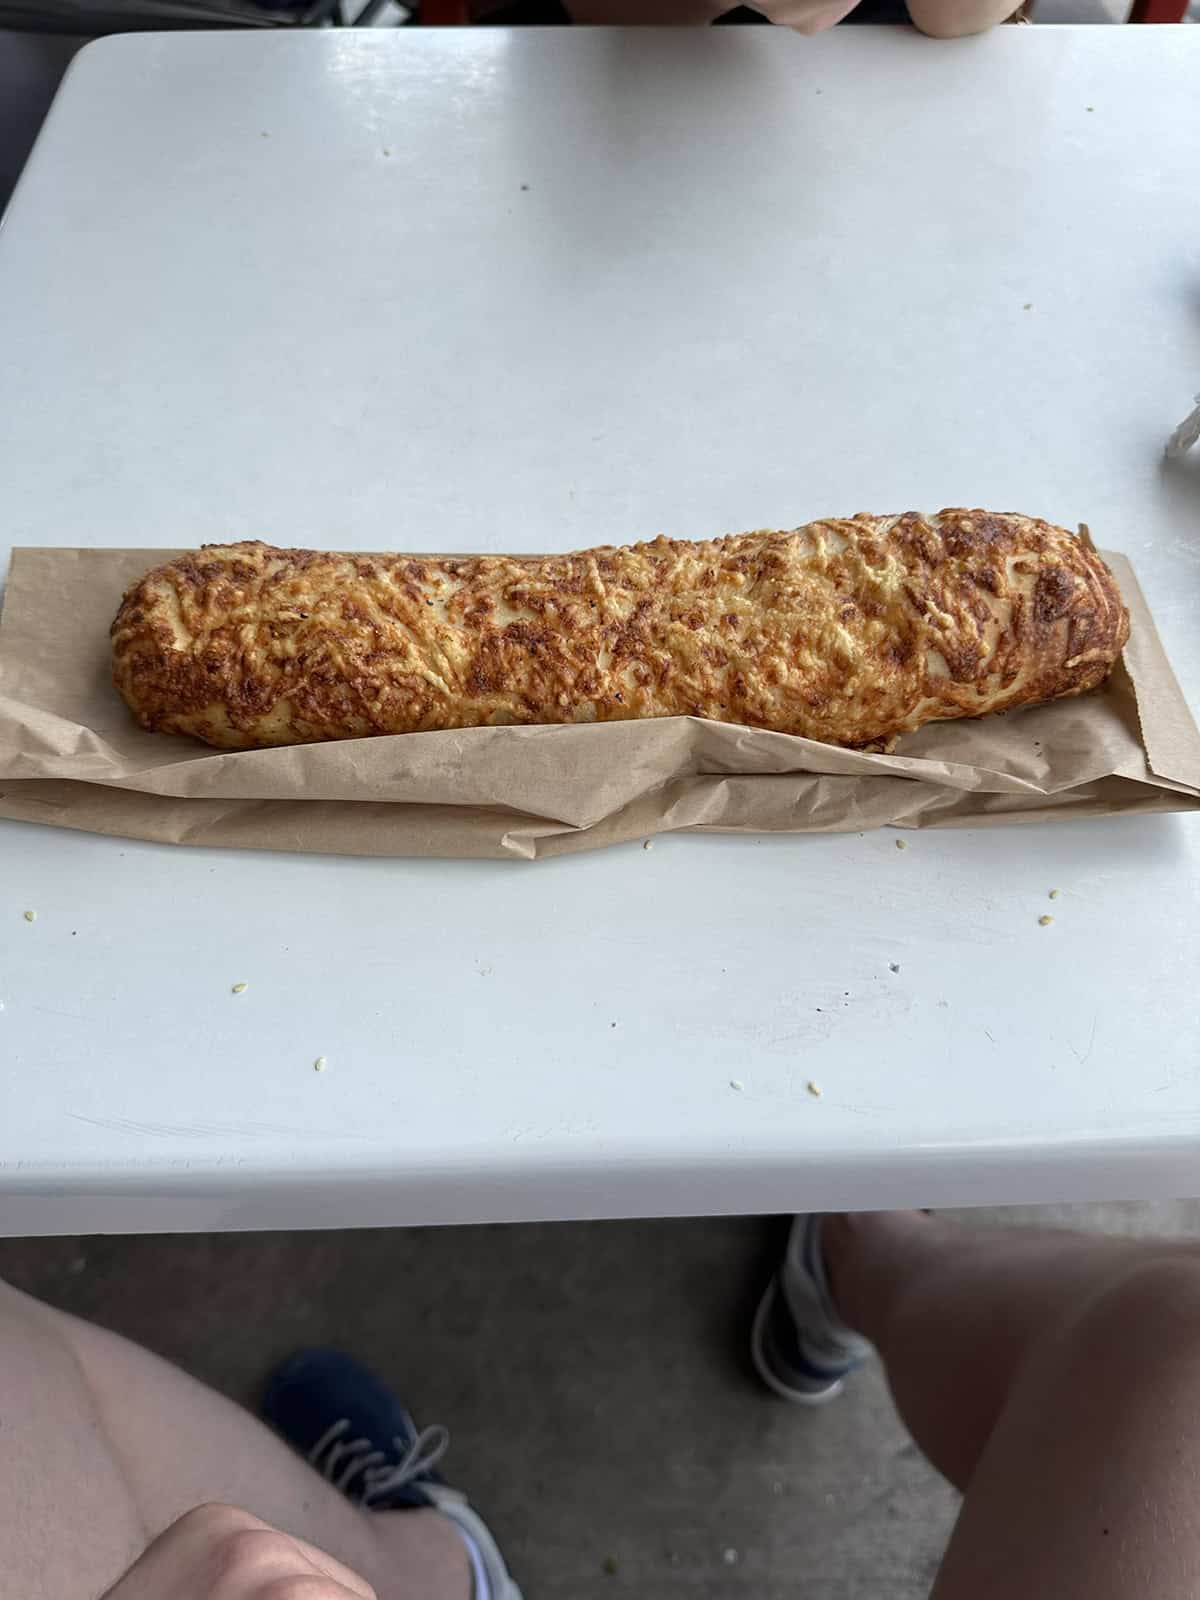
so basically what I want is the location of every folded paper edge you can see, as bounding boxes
[1098,546,1200,794]
[0,768,1196,863]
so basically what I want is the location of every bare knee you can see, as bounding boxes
[1053,1257,1200,1370]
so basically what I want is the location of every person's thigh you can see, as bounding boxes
[0,1281,145,1599]
[0,1280,466,1600]
[932,1258,1200,1600]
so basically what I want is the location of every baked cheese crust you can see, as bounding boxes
[111,511,1129,752]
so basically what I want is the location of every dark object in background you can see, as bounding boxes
[478,1,909,19]
[476,1,911,24]
[0,0,294,26]
[473,0,568,18]
[714,0,913,19]
[0,30,85,211]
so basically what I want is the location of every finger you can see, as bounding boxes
[242,1579,373,1599]
[99,1505,377,1600]
[275,1529,378,1599]
[100,1505,272,1598]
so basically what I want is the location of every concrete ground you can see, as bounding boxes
[2,1201,1198,1597]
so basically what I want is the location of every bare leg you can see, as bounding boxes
[0,1278,470,1600]
[825,1211,1200,1599]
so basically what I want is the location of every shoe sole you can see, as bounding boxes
[750,1278,845,1407]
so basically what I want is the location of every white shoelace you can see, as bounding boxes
[307,1416,450,1506]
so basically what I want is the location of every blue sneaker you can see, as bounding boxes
[263,1348,523,1600]
[751,1216,872,1404]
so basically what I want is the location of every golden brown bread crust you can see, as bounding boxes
[110,511,1130,752]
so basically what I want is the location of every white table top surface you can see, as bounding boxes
[1,25,1199,1236]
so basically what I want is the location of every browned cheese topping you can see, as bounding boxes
[110,510,1130,752]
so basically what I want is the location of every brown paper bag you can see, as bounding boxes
[0,546,1196,860]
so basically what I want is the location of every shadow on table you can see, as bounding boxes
[494,24,840,252]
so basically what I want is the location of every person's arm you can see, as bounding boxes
[752,0,880,28]
[904,0,1017,35]
[756,0,1014,32]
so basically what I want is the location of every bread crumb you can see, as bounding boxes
[231,982,248,994]
[23,909,36,922]
[1038,915,1054,927]
[729,1078,745,1092]
[807,1079,822,1097]
[313,1056,328,1072]
[1048,889,1060,900]
[723,1548,740,1566]
[895,838,907,850]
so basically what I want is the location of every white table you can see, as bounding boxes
[1,26,1198,1237]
